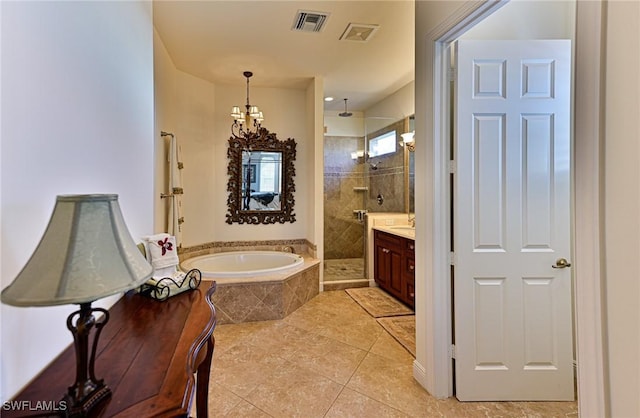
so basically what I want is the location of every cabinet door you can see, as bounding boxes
[388,249,403,298]
[404,256,415,307]
[374,242,390,288]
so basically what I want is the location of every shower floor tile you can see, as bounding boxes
[324,258,365,282]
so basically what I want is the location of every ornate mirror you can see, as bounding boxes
[226,127,296,224]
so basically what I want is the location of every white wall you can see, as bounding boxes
[154,29,313,246]
[154,35,319,249]
[174,72,216,246]
[307,78,325,260]
[324,110,365,137]
[211,83,309,243]
[365,81,415,134]
[153,32,217,247]
[0,1,154,401]
[153,28,178,234]
[603,1,640,416]
[460,0,575,40]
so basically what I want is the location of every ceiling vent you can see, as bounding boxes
[340,23,379,42]
[292,10,330,33]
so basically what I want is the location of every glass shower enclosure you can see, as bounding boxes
[323,115,414,291]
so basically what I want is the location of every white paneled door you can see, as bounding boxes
[454,40,574,401]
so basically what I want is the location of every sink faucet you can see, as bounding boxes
[282,245,295,254]
[408,213,415,228]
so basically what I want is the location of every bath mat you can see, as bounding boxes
[377,315,416,357]
[345,287,413,318]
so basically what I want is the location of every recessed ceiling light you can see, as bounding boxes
[324,97,334,102]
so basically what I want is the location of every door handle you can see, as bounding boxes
[552,258,572,269]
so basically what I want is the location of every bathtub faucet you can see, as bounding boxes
[282,245,295,254]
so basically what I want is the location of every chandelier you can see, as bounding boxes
[231,71,264,138]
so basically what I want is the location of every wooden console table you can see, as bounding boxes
[4,282,217,418]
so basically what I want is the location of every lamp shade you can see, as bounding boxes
[1,194,153,307]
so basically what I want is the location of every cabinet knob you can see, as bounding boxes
[409,265,415,271]
[382,248,390,254]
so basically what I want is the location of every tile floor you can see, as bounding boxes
[323,258,365,282]
[323,258,369,291]
[208,290,578,417]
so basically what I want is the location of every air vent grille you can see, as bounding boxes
[340,23,379,42]
[292,10,329,33]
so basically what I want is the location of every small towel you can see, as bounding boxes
[168,135,184,247]
[144,233,180,270]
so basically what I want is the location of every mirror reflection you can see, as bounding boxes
[242,151,282,210]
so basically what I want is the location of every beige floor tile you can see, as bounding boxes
[316,319,384,351]
[429,397,579,418]
[244,362,343,418]
[207,383,244,416]
[279,332,367,384]
[241,320,316,352]
[346,351,438,417]
[213,320,276,354]
[369,329,416,363]
[209,289,578,418]
[212,342,290,397]
[223,400,274,417]
[324,387,411,418]
[281,301,342,331]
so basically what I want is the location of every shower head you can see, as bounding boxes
[338,98,352,117]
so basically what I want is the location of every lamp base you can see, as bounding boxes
[62,385,111,417]
[63,303,112,417]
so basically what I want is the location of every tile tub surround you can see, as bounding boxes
[205,262,320,324]
[179,238,316,259]
[180,240,320,324]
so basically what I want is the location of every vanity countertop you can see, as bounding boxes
[373,225,415,240]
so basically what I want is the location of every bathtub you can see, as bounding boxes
[179,248,320,324]
[180,250,304,279]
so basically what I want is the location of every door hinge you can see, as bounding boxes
[448,67,457,82]
[448,160,456,173]
[450,344,456,359]
[449,252,456,265]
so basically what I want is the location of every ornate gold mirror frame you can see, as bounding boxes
[226,127,296,224]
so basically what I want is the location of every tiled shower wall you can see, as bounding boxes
[366,119,406,213]
[324,135,367,260]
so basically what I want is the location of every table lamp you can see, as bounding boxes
[1,194,153,417]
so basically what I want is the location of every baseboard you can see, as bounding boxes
[413,359,428,389]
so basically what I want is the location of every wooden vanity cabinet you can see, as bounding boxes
[403,239,415,307]
[374,229,415,308]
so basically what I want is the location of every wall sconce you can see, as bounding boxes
[1,194,153,416]
[401,131,415,152]
[350,150,365,160]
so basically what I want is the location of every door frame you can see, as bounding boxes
[413,1,606,416]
